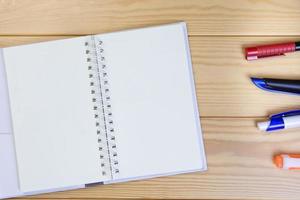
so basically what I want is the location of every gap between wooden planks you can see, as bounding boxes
[0,0,300,36]
[1,36,300,118]
[10,118,300,200]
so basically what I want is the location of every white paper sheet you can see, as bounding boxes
[0,49,85,199]
[0,134,19,199]
[97,22,207,181]
[0,49,11,134]
[1,134,85,199]
[3,37,104,192]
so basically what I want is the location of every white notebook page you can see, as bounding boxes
[0,49,11,134]
[97,22,206,180]
[3,37,104,192]
[0,134,19,199]
[0,52,85,197]
[0,134,84,199]
[0,49,19,198]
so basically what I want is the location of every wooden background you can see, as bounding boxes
[1,0,300,199]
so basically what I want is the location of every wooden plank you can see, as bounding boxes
[1,36,300,117]
[15,118,300,200]
[0,0,300,36]
[192,36,300,117]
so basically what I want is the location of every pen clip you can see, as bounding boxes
[270,109,300,119]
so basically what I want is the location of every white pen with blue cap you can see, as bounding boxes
[257,110,300,132]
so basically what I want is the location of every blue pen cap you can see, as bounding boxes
[266,110,300,131]
[266,117,285,131]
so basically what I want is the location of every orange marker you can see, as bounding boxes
[274,154,300,170]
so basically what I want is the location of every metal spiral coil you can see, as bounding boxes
[85,36,119,178]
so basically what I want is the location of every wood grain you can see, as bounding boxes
[1,36,300,117]
[0,0,300,36]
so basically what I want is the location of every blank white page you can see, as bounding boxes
[0,56,85,197]
[0,50,19,198]
[0,134,19,199]
[0,49,11,133]
[3,37,104,192]
[97,22,207,180]
[0,134,85,199]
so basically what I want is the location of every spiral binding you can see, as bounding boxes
[85,36,120,179]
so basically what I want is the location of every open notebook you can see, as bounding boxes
[0,22,206,197]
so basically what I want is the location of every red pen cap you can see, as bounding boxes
[245,42,296,60]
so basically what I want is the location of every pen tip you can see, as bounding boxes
[250,77,267,90]
[250,77,261,82]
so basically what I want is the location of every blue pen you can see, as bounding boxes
[257,110,300,132]
[251,77,300,96]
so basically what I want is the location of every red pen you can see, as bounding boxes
[245,41,300,60]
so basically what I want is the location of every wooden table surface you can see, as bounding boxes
[2,0,300,199]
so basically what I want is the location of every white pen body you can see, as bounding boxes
[257,115,300,131]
